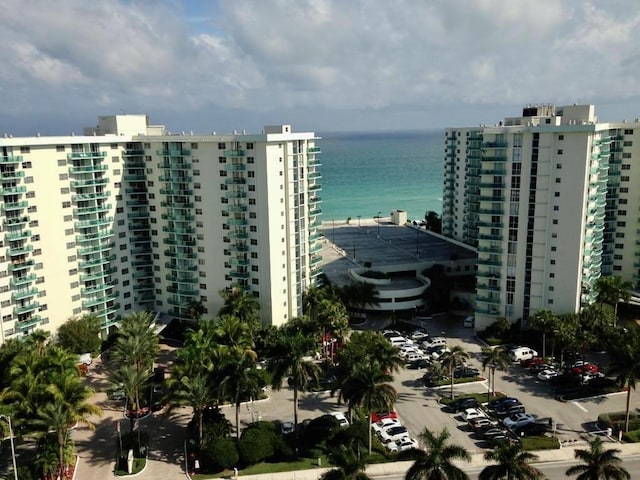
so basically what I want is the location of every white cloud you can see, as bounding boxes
[0,0,639,133]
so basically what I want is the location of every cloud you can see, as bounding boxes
[0,0,639,134]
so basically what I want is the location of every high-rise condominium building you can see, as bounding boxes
[442,104,640,330]
[0,115,323,344]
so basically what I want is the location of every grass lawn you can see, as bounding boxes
[193,455,329,479]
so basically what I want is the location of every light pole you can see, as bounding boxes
[376,211,381,238]
[357,215,361,228]
[0,414,18,480]
[332,219,335,244]
[416,228,420,257]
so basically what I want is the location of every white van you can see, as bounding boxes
[509,347,538,362]
[388,336,409,347]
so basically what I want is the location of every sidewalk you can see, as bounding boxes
[234,442,640,480]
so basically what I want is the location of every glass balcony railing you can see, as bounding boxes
[224,150,245,158]
[67,151,107,159]
[69,164,108,174]
[229,271,250,279]
[14,302,40,315]
[10,273,37,286]
[224,163,246,171]
[5,229,31,241]
[157,162,191,170]
[0,185,27,195]
[0,170,24,180]
[3,200,28,211]
[12,288,39,301]
[0,156,23,164]
[9,259,34,272]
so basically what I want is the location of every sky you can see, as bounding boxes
[2,0,640,136]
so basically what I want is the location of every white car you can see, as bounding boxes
[378,425,409,444]
[537,369,560,381]
[460,408,487,422]
[331,412,349,427]
[386,436,419,452]
[372,418,401,433]
[502,413,535,430]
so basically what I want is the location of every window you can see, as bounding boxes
[557,149,563,155]
[622,164,631,170]
[56,145,65,152]
[554,192,560,197]
[624,129,634,135]
[191,143,198,149]
[621,176,630,182]
[559,135,564,140]
[20,146,30,153]
[246,142,254,149]
[624,141,633,147]
[618,210,627,216]
[62,201,71,208]
[65,228,74,235]
[555,177,561,183]
[553,205,559,211]
[68,268,77,275]
[218,142,226,149]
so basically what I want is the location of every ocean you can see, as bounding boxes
[317,130,444,223]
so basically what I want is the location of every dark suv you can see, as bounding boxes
[445,397,479,413]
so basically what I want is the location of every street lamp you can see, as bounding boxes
[0,414,18,480]
[357,215,361,228]
[376,211,381,238]
[332,219,335,244]
[416,228,420,257]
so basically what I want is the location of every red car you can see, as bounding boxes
[371,411,398,423]
[521,357,544,368]
[571,363,599,375]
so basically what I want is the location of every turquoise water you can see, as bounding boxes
[318,130,444,222]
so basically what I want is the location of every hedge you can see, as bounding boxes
[597,412,640,432]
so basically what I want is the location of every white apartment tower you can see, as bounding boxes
[0,115,323,343]
[442,104,640,330]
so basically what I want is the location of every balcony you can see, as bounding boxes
[3,200,28,211]
[72,191,110,201]
[0,185,27,195]
[310,255,323,266]
[123,149,145,156]
[14,302,40,315]
[75,229,114,242]
[163,237,196,246]
[81,283,112,295]
[82,294,118,309]
[79,254,116,269]
[8,244,33,256]
[230,257,250,266]
[162,225,196,234]
[225,191,247,199]
[309,208,322,216]
[224,163,246,171]
[227,218,248,226]
[308,147,321,154]
[157,161,191,170]
[69,164,108,174]
[161,201,194,209]
[10,273,37,286]
[124,174,146,182]
[228,231,249,240]
[167,285,199,296]
[309,243,322,254]
[12,288,38,301]
[229,271,250,279]
[308,172,321,179]
[16,316,41,331]
[224,150,245,158]
[126,199,147,207]
[9,259,34,272]
[0,170,24,180]
[132,270,154,280]
[308,185,322,191]
[227,205,247,214]
[229,243,249,252]
[5,229,31,241]
[74,203,111,215]
[225,177,247,185]
[482,141,508,148]
[70,177,110,188]
[0,155,23,164]
[163,249,196,260]
[156,149,191,157]
[67,151,107,159]
[165,273,198,284]
[75,217,113,229]
[79,268,116,282]
[164,262,198,272]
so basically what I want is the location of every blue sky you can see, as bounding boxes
[2,0,640,135]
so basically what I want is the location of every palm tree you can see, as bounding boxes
[440,345,469,400]
[338,363,396,454]
[218,287,261,332]
[168,372,215,448]
[111,311,159,374]
[607,327,640,432]
[112,364,149,431]
[341,282,380,317]
[268,331,321,451]
[479,442,543,480]
[215,314,256,360]
[565,437,630,480]
[481,346,511,400]
[528,310,558,359]
[186,299,207,322]
[320,444,371,480]
[594,275,633,322]
[220,353,264,440]
[405,427,470,480]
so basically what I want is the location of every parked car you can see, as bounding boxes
[378,425,409,444]
[463,316,474,328]
[371,411,398,423]
[509,347,538,363]
[460,408,487,422]
[530,362,556,373]
[386,436,419,452]
[520,357,544,368]
[372,417,401,433]
[537,369,561,381]
[514,422,548,437]
[446,397,479,413]
[487,397,520,412]
[571,363,599,375]
[468,416,498,431]
[429,346,450,360]
[281,421,295,434]
[454,367,481,378]
[494,402,525,418]
[502,413,536,430]
[407,358,431,370]
[482,427,509,440]
[331,412,349,427]
[421,337,447,349]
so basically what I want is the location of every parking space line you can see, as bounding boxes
[572,401,588,413]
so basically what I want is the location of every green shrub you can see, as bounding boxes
[237,425,276,465]
[202,437,238,470]
[521,436,560,451]
[598,412,640,432]
[360,270,390,280]
[302,415,340,449]
[622,430,640,443]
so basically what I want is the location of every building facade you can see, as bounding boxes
[0,115,323,343]
[442,104,640,329]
